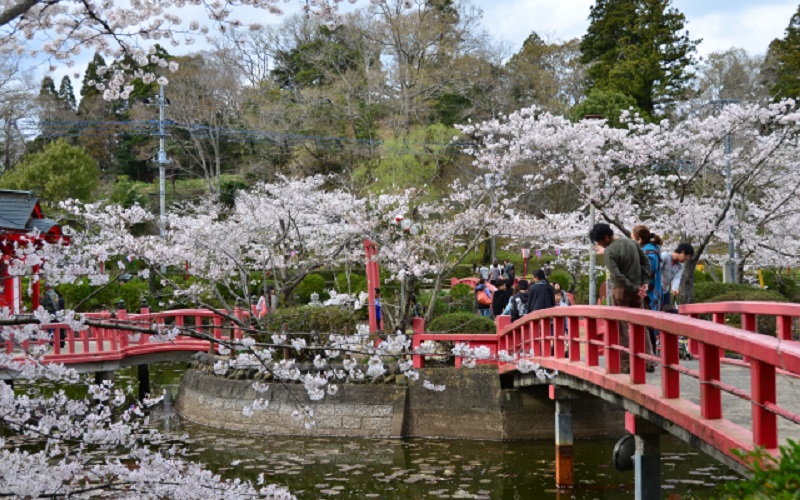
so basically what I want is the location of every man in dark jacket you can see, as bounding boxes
[526,269,556,313]
[589,222,653,372]
[509,279,530,322]
[491,279,511,318]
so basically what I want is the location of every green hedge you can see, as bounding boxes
[427,312,496,334]
[693,282,756,303]
[59,278,150,312]
[294,274,328,304]
[262,305,359,333]
[708,290,788,336]
[450,284,475,311]
[333,272,367,295]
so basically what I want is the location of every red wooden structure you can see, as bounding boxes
[364,239,381,333]
[408,301,800,471]
[0,190,68,313]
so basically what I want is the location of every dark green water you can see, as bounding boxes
[144,364,741,499]
[10,363,743,498]
[163,422,740,499]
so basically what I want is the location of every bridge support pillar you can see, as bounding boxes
[138,364,151,401]
[626,413,662,500]
[94,370,114,386]
[550,386,581,488]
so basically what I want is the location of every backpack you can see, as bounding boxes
[514,296,528,316]
[477,290,492,306]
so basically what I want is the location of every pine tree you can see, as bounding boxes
[764,6,800,100]
[39,76,57,99]
[579,0,699,117]
[80,52,108,101]
[58,76,76,111]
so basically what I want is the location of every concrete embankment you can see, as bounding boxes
[176,354,624,440]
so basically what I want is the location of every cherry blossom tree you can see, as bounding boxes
[461,101,800,301]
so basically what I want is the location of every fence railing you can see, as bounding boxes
[4,307,231,364]
[497,305,800,451]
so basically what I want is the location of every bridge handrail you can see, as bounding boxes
[501,305,800,370]
[679,301,800,317]
[498,305,800,454]
[679,301,799,346]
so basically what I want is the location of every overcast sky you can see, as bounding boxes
[476,0,797,57]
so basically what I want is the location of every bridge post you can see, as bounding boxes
[550,386,579,488]
[94,370,115,386]
[138,364,150,401]
[625,413,663,500]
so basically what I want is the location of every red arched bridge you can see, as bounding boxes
[411,301,800,497]
[5,294,800,496]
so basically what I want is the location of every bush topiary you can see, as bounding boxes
[262,305,359,334]
[548,270,572,291]
[418,290,450,317]
[294,274,328,304]
[59,278,150,312]
[707,289,788,335]
[333,272,367,295]
[427,312,496,334]
[451,265,474,279]
[693,282,755,303]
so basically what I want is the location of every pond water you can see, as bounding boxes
[147,363,741,499]
[9,362,743,498]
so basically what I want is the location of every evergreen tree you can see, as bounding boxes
[764,6,800,100]
[579,0,699,117]
[57,76,76,111]
[39,76,57,100]
[80,52,108,101]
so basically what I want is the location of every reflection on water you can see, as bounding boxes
[9,363,743,499]
[166,420,740,499]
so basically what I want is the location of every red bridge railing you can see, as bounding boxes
[497,305,800,463]
[4,307,241,365]
[680,302,800,356]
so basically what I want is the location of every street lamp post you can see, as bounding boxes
[711,99,740,283]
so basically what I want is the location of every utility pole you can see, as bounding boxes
[155,83,169,274]
[724,130,735,283]
[711,99,740,283]
[584,115,604,306]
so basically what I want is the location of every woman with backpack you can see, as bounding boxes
[475,280,493,318]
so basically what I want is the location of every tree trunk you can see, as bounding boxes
[424,275,446,325]
[680,257,698,304]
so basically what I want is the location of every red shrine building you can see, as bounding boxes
[0,190,68,313]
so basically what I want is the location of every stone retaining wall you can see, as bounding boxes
[176,354,624,440]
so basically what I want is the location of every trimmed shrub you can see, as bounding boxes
[294,274,328,304]
[333,272,367,295]
[707,289,788,335]
[693,282,755,303]
[59,278,150,312]
[548,270,572,291]
[262,305,359,334]
[761,269,800,302]
[418,290,450,318]
[427,312,496,334]
[450,283,473,301]
[451,265,474,279]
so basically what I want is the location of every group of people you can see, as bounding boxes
[475,259,516,282]
[474,269,571,321]
[469,222,694,374]
[590,222,694,373]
